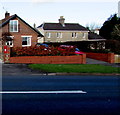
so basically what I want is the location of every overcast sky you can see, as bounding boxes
[0,0,119,28]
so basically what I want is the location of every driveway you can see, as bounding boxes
[86,58,120,68]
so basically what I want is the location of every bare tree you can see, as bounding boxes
[86,22,101,31]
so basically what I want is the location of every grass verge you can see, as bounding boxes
[29,64,120,73]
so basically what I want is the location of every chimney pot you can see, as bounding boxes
[59,16,65,27]
[5,11,10,18]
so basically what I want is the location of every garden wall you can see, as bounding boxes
[86,52,114,63]
[10,54,86,64]
[114,55,120,63]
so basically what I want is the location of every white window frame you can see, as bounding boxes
[9,20,18,32]
[6,41,13,47]
[46,33,51,38]
[5,36,14,47]
[83,33,86,39]
[72,32,77,38]
[74,32,77,38]
[22,36,32,47]
[57,32,62,38]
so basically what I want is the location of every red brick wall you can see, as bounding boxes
[10,54,86,64]
[86,52,114,63]
[1,17,38,47]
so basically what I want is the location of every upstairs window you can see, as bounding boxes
[9,20,18,32]
[82,33,87,39]
[57,32,62,38]
[22,36,31,47]
[72,32,77,38]
[46,33,51,38]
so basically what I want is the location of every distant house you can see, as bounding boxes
[0,12,43,48]
[88,32,105,41]
[37,16,89,43]
[88,32,106,49]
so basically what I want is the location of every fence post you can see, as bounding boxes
[82,54,86,64]
[108,53,114,63]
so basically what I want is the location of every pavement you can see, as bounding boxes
[2,64,46,76]
[1,58,120,76]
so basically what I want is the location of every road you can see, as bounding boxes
[2,75,120,115]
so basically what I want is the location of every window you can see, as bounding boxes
[9,20,18,32]
[22,36,31,46]
[5,36,14,47]
[72,32,77,38]
[57,32,62,38]
[46,33,51,38]
[82,33,87,39]
[6,41,13,47]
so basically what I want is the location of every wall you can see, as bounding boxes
[86,52,114,63]
[10,55,86,64]
[3,45,86,64]
[1,17,39,47]
[43,30,88,43]
[114,55,120,63]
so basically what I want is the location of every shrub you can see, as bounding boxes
[11,45,76,57]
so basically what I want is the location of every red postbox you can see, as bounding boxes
[4,46,8,54]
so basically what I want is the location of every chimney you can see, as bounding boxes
[5,11,10,18]
[59,16,65,27]
[33,23,36,29]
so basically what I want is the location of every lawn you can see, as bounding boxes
[29,64,120,73]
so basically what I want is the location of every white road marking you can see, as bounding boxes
[0,90,87,94]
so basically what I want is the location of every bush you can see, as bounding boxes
[105,40,120,54]
[11,45,76,57]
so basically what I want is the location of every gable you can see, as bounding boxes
[0,14,43,37]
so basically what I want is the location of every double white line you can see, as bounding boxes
[0,90,87,94]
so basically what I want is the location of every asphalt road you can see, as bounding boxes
[2,75,120,115]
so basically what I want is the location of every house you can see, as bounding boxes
[0,12,43,48]
[37,16,89,43]
[88,32,106,50]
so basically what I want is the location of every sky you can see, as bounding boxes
[0,0,119,28]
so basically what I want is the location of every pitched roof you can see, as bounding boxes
[0,14,43,37]
[38,23,88,31]
[88,32,105,40]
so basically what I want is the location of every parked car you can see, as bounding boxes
[59,45,85,55]
[75,48,84,54]
[36,43,49,47]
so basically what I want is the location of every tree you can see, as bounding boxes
[111,24,120,41]
[86,22,101,31]
[99,14,119,39]
[99,14,120,54]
